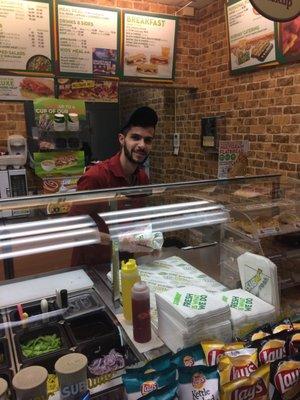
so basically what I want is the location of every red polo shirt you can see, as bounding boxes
[76,152,149,190]
[70,153,149,267]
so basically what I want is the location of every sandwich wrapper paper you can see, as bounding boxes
[237,252,280,313]
[155,286,232,352]
[107,256,227,330]
[216,288,276,332]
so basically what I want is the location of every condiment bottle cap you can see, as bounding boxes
[121,259,137,272]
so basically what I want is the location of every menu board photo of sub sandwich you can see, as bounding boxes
[227,0,276,72]
[56,1,119,77]
[123,12,177,80]
[0,0,52,73]
[57,78,118,102]
[0,76,54,100]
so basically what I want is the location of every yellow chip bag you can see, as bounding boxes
[202,340,244,366]
[221,364,270,400]
[219,348,258,386]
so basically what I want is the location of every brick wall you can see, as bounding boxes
[0,0,299,183]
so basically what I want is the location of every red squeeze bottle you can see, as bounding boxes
[131,281,151,343]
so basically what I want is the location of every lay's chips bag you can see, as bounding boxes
[171,344,205,368]
[219,348,258,386]
[270,355,300,400]
[126,353,173,375]
[202,340,244,366]
[178,365,219,400]
[138,381,178,400]
[220,364,270,400]
[123,365,177,400]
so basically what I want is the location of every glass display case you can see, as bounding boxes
[0,174,299,399]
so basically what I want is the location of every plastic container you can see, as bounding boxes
[9,301,58,332]
[15,323,70,364]
[65,310,119,346]
[121,259,140,323]
[0,370,14,400]
[132,281,151,343]
[0,339,10,369]
[63,290,104,320]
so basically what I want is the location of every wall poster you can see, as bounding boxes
[57,78,118,102]
[227,0,276,72]
[0,76,54,100]
[0,0,52,73]
[123,11,177,80]
[56,1,120,77]
[218,140,249,179]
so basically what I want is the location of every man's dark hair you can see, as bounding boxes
[121,106,158,135]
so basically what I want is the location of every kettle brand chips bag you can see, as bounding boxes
[138,381,178,400]
[202,340,244,366]
[178,365,219,400]
[122,365,177,400]
[219,348,258,386]
[171,344,205,367]
[270,355,300,400]
[220,364,270,400]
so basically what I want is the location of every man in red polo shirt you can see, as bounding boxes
[71,106,158,267]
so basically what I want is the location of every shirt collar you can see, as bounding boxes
[108,152,140,179]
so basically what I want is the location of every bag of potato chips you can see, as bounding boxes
[269,355,300,400]
[219,348,258,385]
[220,364,270,400]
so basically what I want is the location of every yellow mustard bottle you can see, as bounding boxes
[121,259,140,323]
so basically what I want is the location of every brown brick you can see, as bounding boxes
[279,162,296,171]
[288,153,300,163]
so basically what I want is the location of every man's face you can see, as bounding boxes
[119,126,154,165]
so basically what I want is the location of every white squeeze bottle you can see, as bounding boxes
[121,259,140,323]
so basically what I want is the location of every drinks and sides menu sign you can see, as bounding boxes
[123,12,177,80]
[56,1,119,77]
[33,97,86,131]
[218,140,249,178]
[0,76,54,100]
[57,78,118,102]
[0,0,52,73]
[227,0,276,72]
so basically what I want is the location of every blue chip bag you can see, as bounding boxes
[137,381,178,400]
[178,365,219,400]
[126,353,173,375]
[123,365,177,400]
[171,344,205,367]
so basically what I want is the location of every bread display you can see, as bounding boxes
[234,216,280,235]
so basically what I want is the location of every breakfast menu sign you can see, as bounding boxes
[123,12,177,80]
[0,0,52,73]
[56,1,119,77]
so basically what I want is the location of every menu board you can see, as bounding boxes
[0,0,52,73]
[0,76,54,100]
[57,78,118,102]
[123,12,177,80]
[56,1,119,77]
[227,0,276,72]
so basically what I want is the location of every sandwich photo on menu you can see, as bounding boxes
[125,53,147,65]
[136,63,158,75]
[19,78,54,99]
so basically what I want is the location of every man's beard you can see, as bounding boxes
[124,144,149,165]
